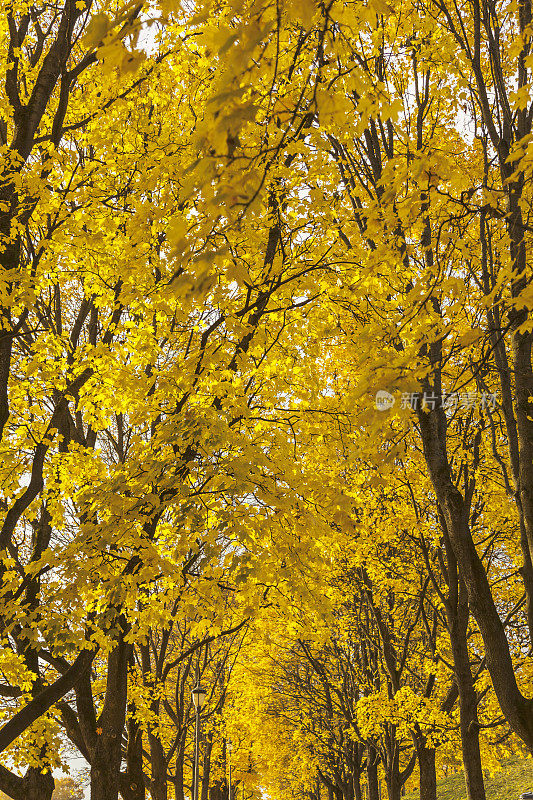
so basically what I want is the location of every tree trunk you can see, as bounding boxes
[367,746,380,800]
[385,766,402,800]
[320,772,342,800]
[447,576,486,800]
[120,714,146,800]
[417,401,533,749]
[173,736,186,800]
[0,764,55,800]
[383,731,415,800]
[354,770,363,800]
[417,746,436,800]
[383,733,400,800]
[92,751,121,800]
[352,742,363,800]
[90,637,132,800]
[148,734,167,800]
[21,769,55,800]
[201,732,213,800]
[140,642,167,800]
[209,779,228,800]
[344,781,355,800]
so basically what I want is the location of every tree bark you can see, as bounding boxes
[119,714,146,800]
[385,770,401,800]
[173,735,186,800]
[148,735,168,800]
[417,746,436,800]
[2,767,55,800]
[201,731,213,800]
[417,402,533,750]
[140,642,167,800]
[209,779,228,800]
[446,570,486,800]
[353,744,363,800]
[367,746,380,800]
[0,648,95,753]
[90,637,132,800]
[383,740,402,800]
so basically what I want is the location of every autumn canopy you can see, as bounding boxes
[0,0,533,798]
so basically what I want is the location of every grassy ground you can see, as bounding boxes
[404,756,533,800]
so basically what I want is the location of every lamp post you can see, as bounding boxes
[227,739,232,800]
[192,684,207,800]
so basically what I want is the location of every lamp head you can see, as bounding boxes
[192,684,207,709]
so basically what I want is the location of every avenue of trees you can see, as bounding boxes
[1,0,533,798]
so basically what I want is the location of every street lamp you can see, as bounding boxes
[192,685,207,800]
[227,739,232,800]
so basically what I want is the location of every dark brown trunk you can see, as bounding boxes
[417,746,436,800]
[21,768,54,800]
[173,737,186,800]
[507,192,533,624]
[201,732,213,800]
[90,637,131,800]
[209,779,228,800]
[320,772,341,800]
[0,761,54,800]
[140,643,167,800]
[417,403,533,749]
[384,749,401,800]
[92,753,121,800]
[367,747,380,800]
[148,735,167,800]
[449,591,486,800]
[120,714,146,800]
[459,710,486,800]
[386,772,401,800]
[442,535,487,800]
[353,744,363,800]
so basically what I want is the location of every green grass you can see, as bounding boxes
[404,756,533,800]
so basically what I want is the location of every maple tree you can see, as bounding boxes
[2,0,533,799]
[0,1,333,798]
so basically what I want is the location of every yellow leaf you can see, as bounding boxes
[83,13,111,48]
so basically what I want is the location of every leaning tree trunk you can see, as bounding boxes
[417,396,533,750]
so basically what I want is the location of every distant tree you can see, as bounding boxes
[52,777,85,800]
